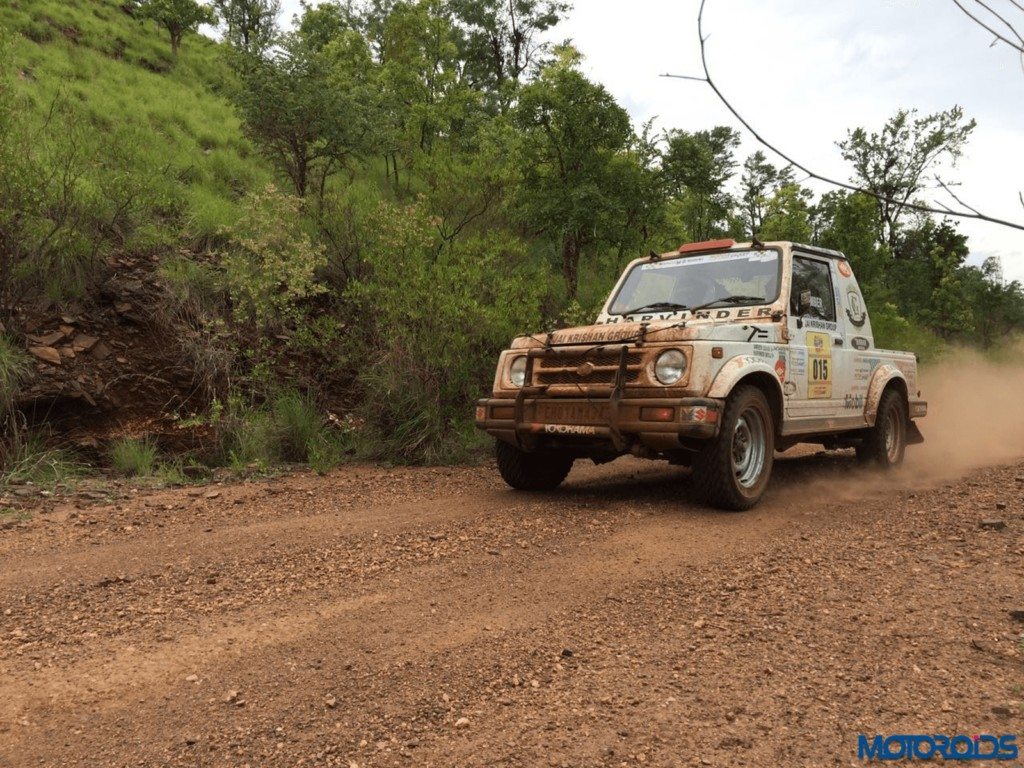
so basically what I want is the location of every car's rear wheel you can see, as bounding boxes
[857,389,907,468]
[692,385,775,511]
[495,440,574,491]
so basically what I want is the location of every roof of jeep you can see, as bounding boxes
[656,239,847,261]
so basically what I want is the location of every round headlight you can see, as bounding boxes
[509,356,527,387]
[654,349,687,385]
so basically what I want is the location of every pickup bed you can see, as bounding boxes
[475,239,927,510]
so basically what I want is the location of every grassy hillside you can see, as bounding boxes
[1,0,270,247]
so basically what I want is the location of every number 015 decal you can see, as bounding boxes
[806,332,833,399]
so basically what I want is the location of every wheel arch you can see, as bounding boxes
[708,360,784,437]
[866,366,908,426]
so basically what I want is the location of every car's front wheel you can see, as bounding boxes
[692,385,775,511]
[495,440,574,491]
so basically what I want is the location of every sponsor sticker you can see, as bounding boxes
[807,332,833,399]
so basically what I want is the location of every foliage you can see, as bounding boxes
[759,183,813,243]
[662,126,740,241]
[229,26,382,199]
[2,0,1024,472]
[514,46,636,299]
[838,107,976,254]
[133,0,217,55]
[220,184,327,329]
[109,437,159,476]
[739,151,794,237]
[868,303,946,363]
[448,0,569,110]
[218,388,348,470]
[348,200,548,462]
[0,334,30,424]
[214,0,279,54]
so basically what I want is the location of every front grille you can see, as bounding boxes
[536,369,641,386]
[533,348,644,387]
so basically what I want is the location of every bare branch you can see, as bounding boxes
[660,73,707,83]
[951,0,1024,53]
[660,0,1024,234]
[970,0,1024,46]
[937,178,983,216]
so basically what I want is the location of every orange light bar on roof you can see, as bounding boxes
[678,238,736,254]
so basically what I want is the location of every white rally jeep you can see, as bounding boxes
[475,239,927,510]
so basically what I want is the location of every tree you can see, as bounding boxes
[739,150,794,237]
[758,183,812,243]
[231,26,382,201]
[214,0,280,54]
[378,0,477,179]
[661,126,740,241]
[838,107,976,256]
[134,0,217,55]
[962,257,1024,348]
[513,46,634,299]
[812,190,887,288]
[447,0,569,110]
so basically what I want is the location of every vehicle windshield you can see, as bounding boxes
[608,249,781,316]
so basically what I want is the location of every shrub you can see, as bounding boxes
[216,390,349,471]
[2,431,83,488]
[870,302,946,363]
[272,390,320,463]
[347,201,548,463]
[0,334,30,420]
[220,184,327,330]
[109,437,159,476]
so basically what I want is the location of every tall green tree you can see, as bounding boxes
[214,0,280,54]
[838,107,975,256]
[447,0,569,110]
[962,258,1024,348]
[758,183,813,243]
[231,25,382,201]
[378,0,479,186]
[513,46,634,299]
[739,150,794,237]
[134,0,216,55]
[662,126,740,241]
[812,190,887,288]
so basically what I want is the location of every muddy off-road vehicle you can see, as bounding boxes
[475,239,927,510]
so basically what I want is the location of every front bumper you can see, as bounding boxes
[474,395,723,452]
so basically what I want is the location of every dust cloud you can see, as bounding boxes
[908,346,1024,480]
[766,345,1024,507]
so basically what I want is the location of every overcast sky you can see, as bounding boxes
[276,0,1024,280]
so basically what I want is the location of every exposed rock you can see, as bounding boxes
[73,335,99,352]
[29,346,62,365]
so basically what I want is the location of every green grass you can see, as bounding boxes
[2,432,84,489]
[108,437,158,476]
[217,390,350,473]
[1,0,272,258]
[0,334,30,417]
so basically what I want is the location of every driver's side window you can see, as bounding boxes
[791,256,836,321]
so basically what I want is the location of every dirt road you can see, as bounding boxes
[1,449,1023,767]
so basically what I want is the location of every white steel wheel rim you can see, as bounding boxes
[884,407,903,463]
[732,408,767,489]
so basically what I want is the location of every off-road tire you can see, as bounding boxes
[858,389,907,468]
[495,440,573,491]
[691,385,775,511]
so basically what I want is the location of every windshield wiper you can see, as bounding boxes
[617,301,689,317]
[690,295,766,312]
